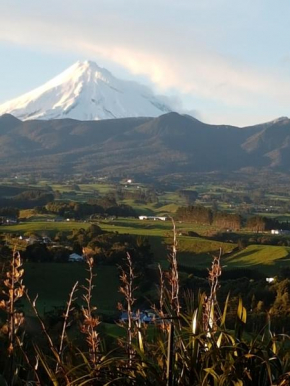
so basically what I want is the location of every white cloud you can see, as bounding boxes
[1,1,290,125]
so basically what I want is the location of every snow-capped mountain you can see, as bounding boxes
[0,60,172,121]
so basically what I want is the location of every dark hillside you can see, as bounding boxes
[0,113,290,176]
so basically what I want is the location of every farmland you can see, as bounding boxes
[1,176,290,317]
[2,215,290,277]
[224,244,290,273]
[23,263,121,317]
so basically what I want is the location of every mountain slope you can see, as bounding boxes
[0,112,290,177]
[0,61,172,121]
[241,117,290,168]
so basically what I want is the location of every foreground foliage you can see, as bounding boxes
[1,241,290,385]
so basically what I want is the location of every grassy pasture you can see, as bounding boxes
[120,199,157,216]
[163,236,236,270]
[0,221,90,236]
[0,217,235,270]
[23,263,121,316]
[19,244,290,320]
[45,183,115,199]
[224,244,290,274]
[3,214,290,288]
[98,218,218,237]
[78,183,115,194]
[19,209,57,221]
[172,245,290,276]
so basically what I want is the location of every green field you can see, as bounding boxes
[0,221,90,235]
[23,263,121,316]
[49,182,115,195]
[2,218,290,324]
[224,245,290,274]
[19,244,290,320]
[3,216,290,276]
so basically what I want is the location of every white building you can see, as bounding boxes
[139,215,167,221]
[271,229,290,235]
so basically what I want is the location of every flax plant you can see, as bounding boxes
[25,291,69,384]
[203,248,222,332]
[81,253,100,366]
[167,218,180,317]
[155,263,166,331]
[56,280,78,373]
[0,250,25,355]
[0,250,26,384]
[118,252,137,368]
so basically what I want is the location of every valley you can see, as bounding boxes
[1,77,290,383]
[1,175,290,318]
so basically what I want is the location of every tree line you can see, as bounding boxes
[0,189,54,209]
[44,197,136,219]
[176,204,290,231]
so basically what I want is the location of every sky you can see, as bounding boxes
[0,0,290,126]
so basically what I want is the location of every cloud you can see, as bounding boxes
[1,1,290,125]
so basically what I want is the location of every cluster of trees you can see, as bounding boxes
[176,205,242,230]
[116,187,158,204]
[176,204,290,231]
[0,188,139,221]
[178,189,198,205]
[246,236,290,246]
[0,207,20,218]
[0,189,54,210]
[176,205,213,224]
[43,196,136,219]
[198,188,290,214]
[212,211,242,229]
[21,225,153,272]
[245,215,290,231]
[71,229,153,269]
[219,192,252,204]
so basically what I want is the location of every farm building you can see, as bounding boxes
[138,215,167,221]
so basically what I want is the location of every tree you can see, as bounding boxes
[24,243,52,262]
[0,207,19,218]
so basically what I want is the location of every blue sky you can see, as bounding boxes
[1,0,290,125]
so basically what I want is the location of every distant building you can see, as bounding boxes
[0,217,18,225]
[139,215,167,221]
[271,229,290,235]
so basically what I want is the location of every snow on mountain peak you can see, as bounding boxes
[0,60,172,121]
